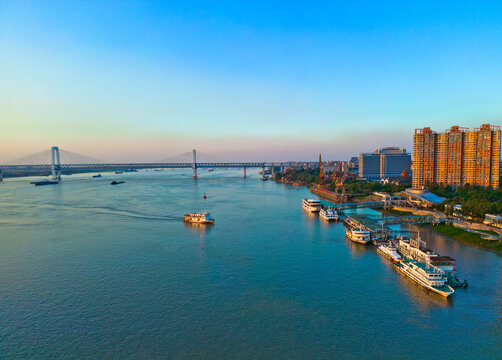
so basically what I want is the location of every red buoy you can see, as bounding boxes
[203,193,207,199]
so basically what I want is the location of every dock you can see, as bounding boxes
[343,213,440,241]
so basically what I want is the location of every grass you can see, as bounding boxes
[428,224,502,252]
[379,208,414,216]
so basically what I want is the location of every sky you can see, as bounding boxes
[1,1,502,162]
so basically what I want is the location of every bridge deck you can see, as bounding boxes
[0,162,270,177]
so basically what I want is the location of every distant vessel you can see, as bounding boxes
[377,241,402,262]
[31,180,58,186]
[208,169,214,172]
[115,171,123,174]
[183,212,214,224]
[93,174,102,178]
[110,181,124,185]
[394,260,454,297]
[319,208,338,221]
[345,228,371,244]
[302,199,322,212]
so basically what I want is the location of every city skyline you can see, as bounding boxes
[2,1,502,161]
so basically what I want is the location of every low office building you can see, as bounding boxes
[359,147,411,179]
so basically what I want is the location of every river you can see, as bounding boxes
[0,169,500,359]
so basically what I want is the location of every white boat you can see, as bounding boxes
[183,212,214,224]
[302,198,321,212]
[394,260,454,297]
[320,208,338,221]
[397,234,466,287]
[377,241,402,262]
[345,228,371,244]
[398,234,438,263]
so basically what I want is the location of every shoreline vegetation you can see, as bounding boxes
[425,224,502,253]
[427,182,502,221]
[274,169,408,196]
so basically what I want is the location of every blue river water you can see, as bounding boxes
[0,169,501,359]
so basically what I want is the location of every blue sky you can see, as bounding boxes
[1,1,501,161]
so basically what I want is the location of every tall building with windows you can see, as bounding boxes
[413,124,501,189]
[359,147,411,179]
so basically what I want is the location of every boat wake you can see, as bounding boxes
[0,202,183,221]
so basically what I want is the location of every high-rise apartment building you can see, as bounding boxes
[413,124,501,189]
[359,147,411,179]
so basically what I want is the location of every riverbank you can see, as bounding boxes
[426,224,502,253]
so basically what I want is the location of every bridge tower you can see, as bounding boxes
[192,149,197,179]
[51,146,61,181]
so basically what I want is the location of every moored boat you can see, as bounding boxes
[302,198,322,212]
[183,212,214,224]
[31,180,59,186]
[377,241,402,262]
[397,234,467,287]
[394,260,454,297]
[319,208,338,221]
[346,228,371,244]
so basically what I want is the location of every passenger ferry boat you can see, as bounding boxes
[398,234,437,263]
[397,234,467,287]
[394,260,454,297]
[302,199,322,212]
[320,208,338,221]
[377,241,402,262]
[183,212,214,224]
[345,228,371,244]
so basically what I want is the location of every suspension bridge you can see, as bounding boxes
[0,146,294,181]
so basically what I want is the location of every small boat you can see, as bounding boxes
[93,174,102,178]
[345,228,371,244]
[31,180,59,186]
[110,181,125,185]
[183,212,214,224]
[302,199,322,212]
[115,171,123,174]
[394,260,454,298]
[319,208,338,221]
[377,241,402,262]
[208,169,214,172]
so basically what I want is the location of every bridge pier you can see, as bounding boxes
[0,169,3,182]
[192,149,197,179]
[243,167,246,178]
[271,166,274,180]
[262,166,265,180]
[51,146,61,182]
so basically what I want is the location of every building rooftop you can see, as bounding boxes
[430,256,456,263]
[405,189,446,204]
